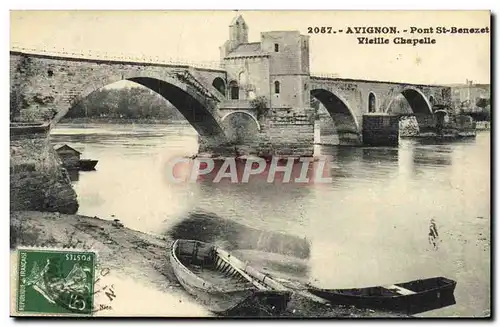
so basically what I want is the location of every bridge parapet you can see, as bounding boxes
[170,69,220,102]
[186,68,226,102]
[10,43,224,71]
[310,73,340,79]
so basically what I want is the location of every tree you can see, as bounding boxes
[64,86,186,120]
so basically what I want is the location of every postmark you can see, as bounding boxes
[16,248,96,315]
[92,265,118,314]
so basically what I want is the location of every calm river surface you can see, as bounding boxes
[51,123,490,317]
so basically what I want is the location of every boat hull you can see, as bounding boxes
[308,277,457,315]
[169,240,290,316]
[79,159,98,171]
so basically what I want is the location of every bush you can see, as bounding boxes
[250,96,269,120]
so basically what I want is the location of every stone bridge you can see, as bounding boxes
[10,50,238,151]
[10,49,452,155]
[310,76,452,145]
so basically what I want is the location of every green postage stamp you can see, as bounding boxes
[16,248,96,315]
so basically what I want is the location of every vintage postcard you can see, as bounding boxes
[9,10,490,318]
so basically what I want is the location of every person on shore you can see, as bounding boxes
[428,219,439,250]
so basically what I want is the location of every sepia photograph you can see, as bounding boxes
[9,9,491,318]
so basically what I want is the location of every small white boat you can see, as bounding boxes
[169,239,291,316]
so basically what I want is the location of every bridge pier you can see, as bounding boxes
[362,113,400,146]
[201,106,316,157]
[200,109,316,157]
[259,108,315,157]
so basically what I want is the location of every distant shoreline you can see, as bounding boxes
[59,117,190,125]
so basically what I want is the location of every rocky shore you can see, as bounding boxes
[10,211,405,318]
[10,125,78,214]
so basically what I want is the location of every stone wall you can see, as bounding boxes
[262,108,315,156]
[10,124,78,214]
[223,56,270,100]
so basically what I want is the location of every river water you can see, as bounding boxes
[50,123,490,317]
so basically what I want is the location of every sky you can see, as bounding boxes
[10,10,491,85]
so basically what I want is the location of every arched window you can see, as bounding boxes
[274,43,279,52]
[229,81,239,100]
[274,81,280,94]
[212,77,226,96]
[368,92,376,113]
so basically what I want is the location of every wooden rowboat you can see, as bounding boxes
[307,277,457,315]
[169,239,292,316]
[79,159,98,171]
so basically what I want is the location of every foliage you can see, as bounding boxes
[310,96,321,119]
[250,96,269,120]
[476,97,490,109]
[66,87,185,120]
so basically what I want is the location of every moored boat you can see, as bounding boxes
[307,276,457,315]
[169,239,292,316]
[79,159,98,171]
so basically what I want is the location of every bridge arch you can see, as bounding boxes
[311,88,360,131]
[221,111,261,131]
[220,111,261,144]
[311,88,361,145]
[212,77,226,96]
[386,87,433,115]
[52,74,226,138]
[386,87,436,135]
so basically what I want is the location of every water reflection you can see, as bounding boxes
[361,148,399,164]
[49,124,490,317]
[412,147,453,167]
[166,210,312,282]
[317,145,400,185]
[166,210,310,259]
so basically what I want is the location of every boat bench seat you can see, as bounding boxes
[384,285,417,295]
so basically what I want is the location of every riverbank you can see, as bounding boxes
[10,211,405,318]
[59,117,191,125]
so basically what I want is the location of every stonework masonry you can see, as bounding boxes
[10,125,78,214]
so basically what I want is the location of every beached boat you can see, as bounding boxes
[307,276,457,315]
[79,159,98,171]
[169,239,292,316]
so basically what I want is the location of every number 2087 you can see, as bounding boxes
[308,27,333,34]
